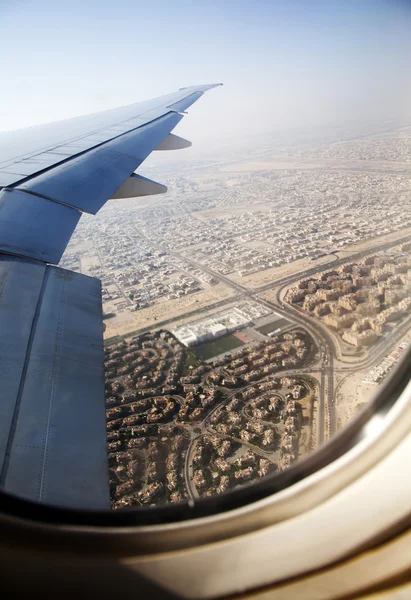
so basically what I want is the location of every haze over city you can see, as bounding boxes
[1,0,411,149]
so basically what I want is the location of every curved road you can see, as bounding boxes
[125,226,411,474]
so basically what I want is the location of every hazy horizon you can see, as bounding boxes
[1,0,411,148]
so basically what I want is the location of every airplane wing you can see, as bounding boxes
[0,84,221,509]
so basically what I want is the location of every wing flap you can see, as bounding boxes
[0,258,109,509]
[0,257,46,468]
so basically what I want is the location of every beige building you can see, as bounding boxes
[342,329,378,347]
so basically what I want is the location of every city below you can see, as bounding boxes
[61,120,411,508]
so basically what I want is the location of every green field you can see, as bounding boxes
[182,351,202,375]
[256,318,291,335]
[192,334,244,362]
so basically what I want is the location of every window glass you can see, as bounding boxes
[2,0,411,513]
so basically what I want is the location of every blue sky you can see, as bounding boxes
[1,0,411,144]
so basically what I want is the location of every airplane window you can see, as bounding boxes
[1,0,411,521]
[61,141,411,511]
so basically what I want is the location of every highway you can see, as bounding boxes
[183,434,199,501]
[261,294,335,443]
[174,232,411,444]
[114,225,411,447]
[107,230,411,345]
[255,232,411,294]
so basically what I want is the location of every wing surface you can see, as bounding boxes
[0,257,108,508]
[0,84,221,508]
[0,84,220,188]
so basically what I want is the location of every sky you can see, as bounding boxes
[1,0,411,147]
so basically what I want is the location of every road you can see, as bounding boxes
[264,294,335,443]
[183,434,199,501]
[107,231,411,345]
[254,232,411,294]
[111,225,411,448]
[170,232,411,443]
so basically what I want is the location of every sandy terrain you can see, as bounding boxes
[218,157,411,175]
[227,254,338,289]
[335,225,411,257]
[241,240,276,250]
[156,299,249,331]
[335,370,377,430]
[252,224,411,295]
[103,283,236,340]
